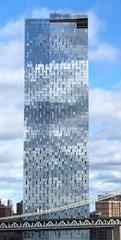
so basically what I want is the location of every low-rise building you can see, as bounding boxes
[90,194,121,240]
[0,199,12,217]
[96,194,121,217]
[16,201,23,215]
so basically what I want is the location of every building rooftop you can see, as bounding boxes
[50,13,87,19]
[26,13,88,22]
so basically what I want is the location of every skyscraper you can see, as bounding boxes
[24,13,89,218]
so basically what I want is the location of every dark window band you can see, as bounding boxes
[50,18,88,28]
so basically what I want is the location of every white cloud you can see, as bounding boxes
[90,87,121,125]
[89,85,121,197]
[90,139,121,166]
[90,180,121,196]
[32,7,50,18]
[0,17,24,141]
[0,19,24,39]
[0,108,23,139]
[0,14,24,94]
[0,68,24,89]
[88,11,119,63]
[0,139,23,168]
[0,14,24,207]
[31,7,71,18]
[90,43,119,62]
[0,139,23,208]
[88,11,105,46]
[0,40,24,70]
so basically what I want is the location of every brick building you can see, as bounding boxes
[0,199,12,218]
[96,194,121,217]
[90,194,121,240]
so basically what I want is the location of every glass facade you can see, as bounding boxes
[24,14,89,218]
[23,230,89,240]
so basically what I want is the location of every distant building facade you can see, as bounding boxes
[16,201,23,215]
[96,194,121,217]
[0,199,12,218]
[90,195,121,240]
[7,199,13,209]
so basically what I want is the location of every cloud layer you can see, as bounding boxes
[88,11,119,63]
[90,85,121,197]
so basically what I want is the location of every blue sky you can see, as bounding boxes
[0,0,121,209]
